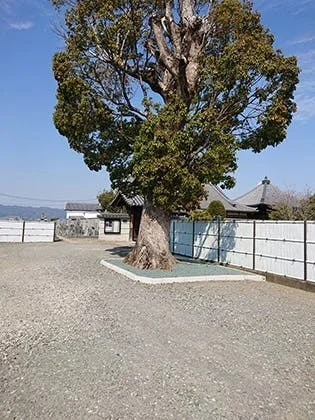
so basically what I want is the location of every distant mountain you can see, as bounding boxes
[0,204,66,221]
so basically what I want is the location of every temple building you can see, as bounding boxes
[110,193,144,241]
[199,184,257,219]
[109,185,257,241]
[101,178,286,242]
[235,176,286,219]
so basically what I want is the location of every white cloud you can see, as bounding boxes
[298,48,315,64]
[295,96,315,121]
[288,35,315,46]
[251,1,315,122]
[293,46,315,121]
[9,21,33,30]
[0,0,18,15]
[0,1,45,30]
[253,0,315,15]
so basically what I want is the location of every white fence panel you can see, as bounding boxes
[173,220,193,257]
[0,221,55,243]
[307,264,315,283]
[255,254,303,279]
[256,221,304,241]
[170,220,174,249]
[194,221,218,261]
[24,222,55,242]
[306,222,315,282]
[255,222,304,279]
[170,219,315,283]
[0,221,23,242]
[221,221,253,267]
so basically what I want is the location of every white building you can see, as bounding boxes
[98,212,131,242]
[65,203,101,219]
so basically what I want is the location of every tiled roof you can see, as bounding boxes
[112,187,255,213]
[112,193,144,207]
[200,184,257,213]
[235,177,286,207]
[65,202,101,211]
[121,194,144,207]
[98,212,130,219]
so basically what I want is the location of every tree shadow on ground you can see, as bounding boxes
[105,246,133,258]
[175,254,216,265]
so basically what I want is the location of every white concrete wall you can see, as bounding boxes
[66,211,99,219]
[23,222,55,242]
[0,220,24,242]
[0,221,55,242]
[99,218,130,242]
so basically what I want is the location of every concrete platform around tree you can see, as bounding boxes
[100,257,265,284]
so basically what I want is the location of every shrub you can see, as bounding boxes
[188,209,213,221]
[207,200,226,219]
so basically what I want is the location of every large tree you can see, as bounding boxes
[51,0,299,269]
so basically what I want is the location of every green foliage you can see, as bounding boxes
[52,51,138,190]
[302,195,315,220]
[97,190,116,211]
[51,0,299,214]
[189,209,213,221]
[189,199,226,221]
[132,99,236,211]
[207,201,226,219]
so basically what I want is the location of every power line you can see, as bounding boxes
[0,192,97,203]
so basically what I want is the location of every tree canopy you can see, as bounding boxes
[97,189,116,211]
[52,0,299,215]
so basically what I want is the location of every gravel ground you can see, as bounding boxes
[0,239,314,419]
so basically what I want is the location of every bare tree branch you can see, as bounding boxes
[180,0,195,22]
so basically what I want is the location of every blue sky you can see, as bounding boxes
[0,0,314,208]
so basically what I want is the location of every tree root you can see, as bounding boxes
[125,244,176,270]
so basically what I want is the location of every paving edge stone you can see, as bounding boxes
[100,260,266,285]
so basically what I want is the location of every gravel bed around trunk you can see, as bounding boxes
[0,240,314,419]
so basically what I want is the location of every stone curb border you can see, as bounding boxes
[100,260,266,285]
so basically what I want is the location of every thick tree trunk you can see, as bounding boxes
[125,200,176,270]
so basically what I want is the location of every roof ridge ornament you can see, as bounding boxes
[262,176,271,185]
